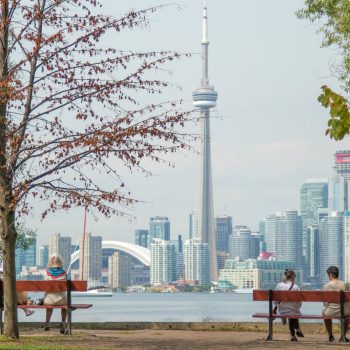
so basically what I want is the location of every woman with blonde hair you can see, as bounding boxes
[43,254,68,334]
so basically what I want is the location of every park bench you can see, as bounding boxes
[0,279,92,335]
[253,289,350,342]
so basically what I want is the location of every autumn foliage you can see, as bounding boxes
[0,0,193,337]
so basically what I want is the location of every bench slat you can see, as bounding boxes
[253,290,346,303]
[16,280,87,292]
[252,313,342,319]
[17,304,92,309]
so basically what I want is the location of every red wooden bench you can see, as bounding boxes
[0,280,92,335]
[253,289,350,342]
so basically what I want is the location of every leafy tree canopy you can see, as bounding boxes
[298,0,350,140]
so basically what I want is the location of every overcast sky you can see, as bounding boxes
[29,0,350,247]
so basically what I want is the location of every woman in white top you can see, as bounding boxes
[275,269,304,341]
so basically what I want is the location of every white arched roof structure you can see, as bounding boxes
[71,240,151,267]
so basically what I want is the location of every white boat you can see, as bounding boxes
[72,287,113,297]
[233,289,253,294]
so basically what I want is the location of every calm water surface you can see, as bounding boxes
[20,293,325,323]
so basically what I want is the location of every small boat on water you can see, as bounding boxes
[233,289,254,294]
[72,286,113,297]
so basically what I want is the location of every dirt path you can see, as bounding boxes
[12,329,350,350]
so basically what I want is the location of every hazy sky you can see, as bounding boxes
[29,0,350,247]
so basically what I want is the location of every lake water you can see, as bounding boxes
[19,292,325,323]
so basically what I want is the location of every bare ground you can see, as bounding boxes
[3,328,350,350]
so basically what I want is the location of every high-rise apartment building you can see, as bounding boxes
[134,229,149,248]
[229,226,259,261]
[150,239,176,285]
[184,239,211,286]
[333,151,350,211]
[108,251,131,289]
[272,210,303,277]
[264,214,276,253]
[189,210,200,240]
[15,239,36,275]
[149,216,170,243]
[38,245,49,268]
[49,233,71,270]
[344,212,350,282]
[319,211,344,284]
[306,225,320,285]
[215,215,232,253]
[300,179,328,281]
[79,233,102,283]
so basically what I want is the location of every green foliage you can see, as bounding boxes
[318,85,350,140]
[297,0,350,91]
[298,1,350,140]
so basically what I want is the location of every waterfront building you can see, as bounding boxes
[333,151,350,211]
[79,233,102,283]
[319,211,344,284]
[184,239,211,286]
[189,210,200,240]
[300,179,328,275]
[215,215,233,253]
[258,220,267,253]
[15,239,36,275]
[218,259,298,290]
[37,245,49,268]
[49,233,71,269]
[135,229,149,248]
[149,216,170,242]
[192,1,218,281]
[150,239,176,285]
[108,251,131,289]
[229,226,259,261]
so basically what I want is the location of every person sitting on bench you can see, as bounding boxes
[275,269,304,341]
[322,265,350,343]
[43,254,68,334]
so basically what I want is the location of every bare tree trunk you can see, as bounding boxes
[0,0,17,339]
[1,210,18,338]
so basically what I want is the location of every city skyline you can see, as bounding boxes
[26,0,350,247]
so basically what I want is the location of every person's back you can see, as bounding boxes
[276,281,302,315]
[323,279,350,316]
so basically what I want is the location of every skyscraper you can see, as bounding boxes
[49,233,71,270]
[79,233,102,283]
[149,216,170,242]
[300,179,328,252]
[306,224,320,285]
[150,239,176,285]
[135,229,149,248]
[319,211,344,284]
[192,0,218,281]
[215,215,233,253]
[229,226,259,261]
[344,212,350,282]
[300,179,328,280]
[189,210,200,240]
[15,239,36,275]
[108,252,131,289]
[38,245,49,268]
[270,210,303,276]
[333,151,350,211]
[184,239,211,286]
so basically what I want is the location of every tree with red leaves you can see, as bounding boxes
[0,0,193,338]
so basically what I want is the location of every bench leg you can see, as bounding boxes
[266,318,273,341]
[67,308,72,336]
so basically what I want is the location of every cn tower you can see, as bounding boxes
[192,0,218,281]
